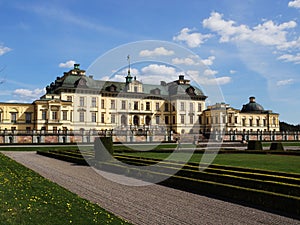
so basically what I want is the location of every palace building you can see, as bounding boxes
[0,64,280,142]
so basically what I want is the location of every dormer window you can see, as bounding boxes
[186,87,195,95]
[150,88,161,95]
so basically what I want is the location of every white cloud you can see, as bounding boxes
[173,28,212,48]
[203,69,218,76]
[141,64,177,76]
[139,47,174,57]
[230,70,237,74]
[59,60,76,68]
[0,45,12,56]
[13,88,45,100]
[186,70,231,86]
[203,12,297,50]
[277,53,300,64]
[276,79,294,86]
[201,56,216,66]
[172,57,199,66]
[172,55,215,66]
[288,0,300,8]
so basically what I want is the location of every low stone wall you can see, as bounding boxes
[0,130,299,144]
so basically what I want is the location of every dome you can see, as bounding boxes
[241,97,264,112]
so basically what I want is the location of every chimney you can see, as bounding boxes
[179,75,184,80]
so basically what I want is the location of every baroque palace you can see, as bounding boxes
[0,64,281,143]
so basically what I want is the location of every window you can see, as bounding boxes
[141,103,144,110]
[25,112,32,123]
[101,99,105,109]
[189,103,194,111]
[156,116,160,124]
[11,112,17,123]
[67,96,72,101]
[164,103,169,112]
[0,112,2,122]
[228,116,232,124]
[70,111,73,122]
[91,112,96,122]
[79,112,84,122]
[256,119,260,126]
[146,102,150,111]
[242,118,246,126]
[52,111,58,120]
[249,119,253,126]
[235,116,238,124]
[80,97,85,107]
[180,102,185,111]
[134,101,138,110]
[110,100,116,109]
[121,100,126,110]
[53,127,57,134]
[134,86,138,92]
[172,116,176,124]
[26,127,31,133]
[91,97,97,107]
[198,103,202,112]
[156,102,160,111]
[198,116,202,124]
[42,111,47,120]
[181,115,185,124]
[101,114,105,123]
[263,119,267,126]
[190,115,194,124]
[111,114,116,123]
[165,116,169,124]
[62,111,68,120]
[273,117,276,125]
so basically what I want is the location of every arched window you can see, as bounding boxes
[145,116,151,125]
[121,115,127,126]
[133,115,139,126]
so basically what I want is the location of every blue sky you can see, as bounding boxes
[1,0,300,124]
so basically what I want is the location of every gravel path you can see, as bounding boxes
[2,151,299,225]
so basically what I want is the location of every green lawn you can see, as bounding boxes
[0,153,131,225]
[121,152,300,174]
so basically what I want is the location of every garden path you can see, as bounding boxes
[3,151,299,225]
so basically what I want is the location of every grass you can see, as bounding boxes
[120,152,300,174]
[0,153,131,225]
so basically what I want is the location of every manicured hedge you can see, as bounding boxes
[94,137,113,161]
[247,140,263,150]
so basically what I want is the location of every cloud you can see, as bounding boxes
[276,79,294,86]
[141,64,177,76]
[59,60,76,68]
[230,70,237,74]
[201,56,216,66]
[186,70,231,86]
[277,53,300,64]
[173,28,212,48]
[203,12,297,50]
[172,55,215,66]
[288,0,300,8]
[203,69,218,76]
[13,88,45,100]
[0,45,12,56]
[139,47,174,57]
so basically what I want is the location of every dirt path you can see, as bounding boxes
[2,151,299,225]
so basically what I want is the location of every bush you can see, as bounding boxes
[270,142,284,151]
[247,140,263,150]
[94,137,113,161]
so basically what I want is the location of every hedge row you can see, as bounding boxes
[95,159,300,218]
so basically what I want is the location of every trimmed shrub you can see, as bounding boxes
[94,137,113,161]
[270,142,284,151]
[247,140,263,150]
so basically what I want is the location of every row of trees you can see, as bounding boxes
[280,121,300,131]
